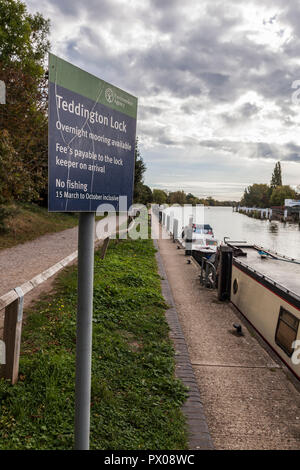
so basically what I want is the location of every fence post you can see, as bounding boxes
[100,237,110,259]
[2,287,24,384]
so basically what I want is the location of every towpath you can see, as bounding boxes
[0,214,127,309]
[158,235,300,449]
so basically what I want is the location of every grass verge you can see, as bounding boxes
[0,237,188,450]
[0,203,78,250]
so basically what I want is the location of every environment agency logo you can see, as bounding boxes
[105,87,115,104]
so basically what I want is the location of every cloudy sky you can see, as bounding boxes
[26,0,300,200]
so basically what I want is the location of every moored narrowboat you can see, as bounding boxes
[229,243,300,380]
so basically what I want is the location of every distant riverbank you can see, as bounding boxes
[237,206,300,224]
[204,206,300,259]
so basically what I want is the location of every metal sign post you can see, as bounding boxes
[48,53,137,449]
[74,212,95,450]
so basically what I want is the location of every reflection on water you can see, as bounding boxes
[204,207,300,259]
[268,222,279,233]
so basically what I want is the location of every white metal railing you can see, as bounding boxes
[0,218,135,384]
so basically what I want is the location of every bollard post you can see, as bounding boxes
[218,246,233,301]
[185,223,193,256]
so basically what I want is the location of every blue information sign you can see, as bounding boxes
[48,54,138,212]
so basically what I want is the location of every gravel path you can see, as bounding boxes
[158,234,300,450]
[0,226,79,298]
[0,214,127,303]
[0,214,127,338]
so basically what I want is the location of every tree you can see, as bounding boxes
[205,196,215,206]
[134,183,152,205]
[240,184,270,208]
[152,189,167,205]
[0,129,31,201]
[168,191,186,205]
[270,161,282,189]
[270,185,297,206]
[0,1,50,72]
[133,138,147,203]
[134,138,146,185]
[0,0,50,205]
[0,130,21,230]
[186,193,200,205]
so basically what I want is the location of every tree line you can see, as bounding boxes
[0,0,50,229]
[240,162,299,208]
[149,190,235,206]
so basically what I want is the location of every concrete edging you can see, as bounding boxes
[154,239,214,450]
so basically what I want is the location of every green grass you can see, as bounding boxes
[0,203,78,250]
[0,237,188,450]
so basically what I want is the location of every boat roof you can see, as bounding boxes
[232,244,300,298]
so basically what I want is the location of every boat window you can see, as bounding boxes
[275,307,299,357]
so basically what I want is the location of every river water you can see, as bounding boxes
[203,206,300,260]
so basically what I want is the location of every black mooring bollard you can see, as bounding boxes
[218,246,233,301]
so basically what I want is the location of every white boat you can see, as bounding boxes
[157,205,219,260]
[181,223,218,259]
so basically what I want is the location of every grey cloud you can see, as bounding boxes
[138,105,164,120]
[284,153,300,162]
[240,103,260,117]
[198,139,300,162]
[48,0,119,21]
[149,0,181,9]
[200,72,230,87]
[284,143,300,161]
[221,102,261,126]
[48,0,300,114]
[25,0,300,197]
[47,0,81,16]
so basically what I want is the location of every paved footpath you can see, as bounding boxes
[158,236,300,450]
